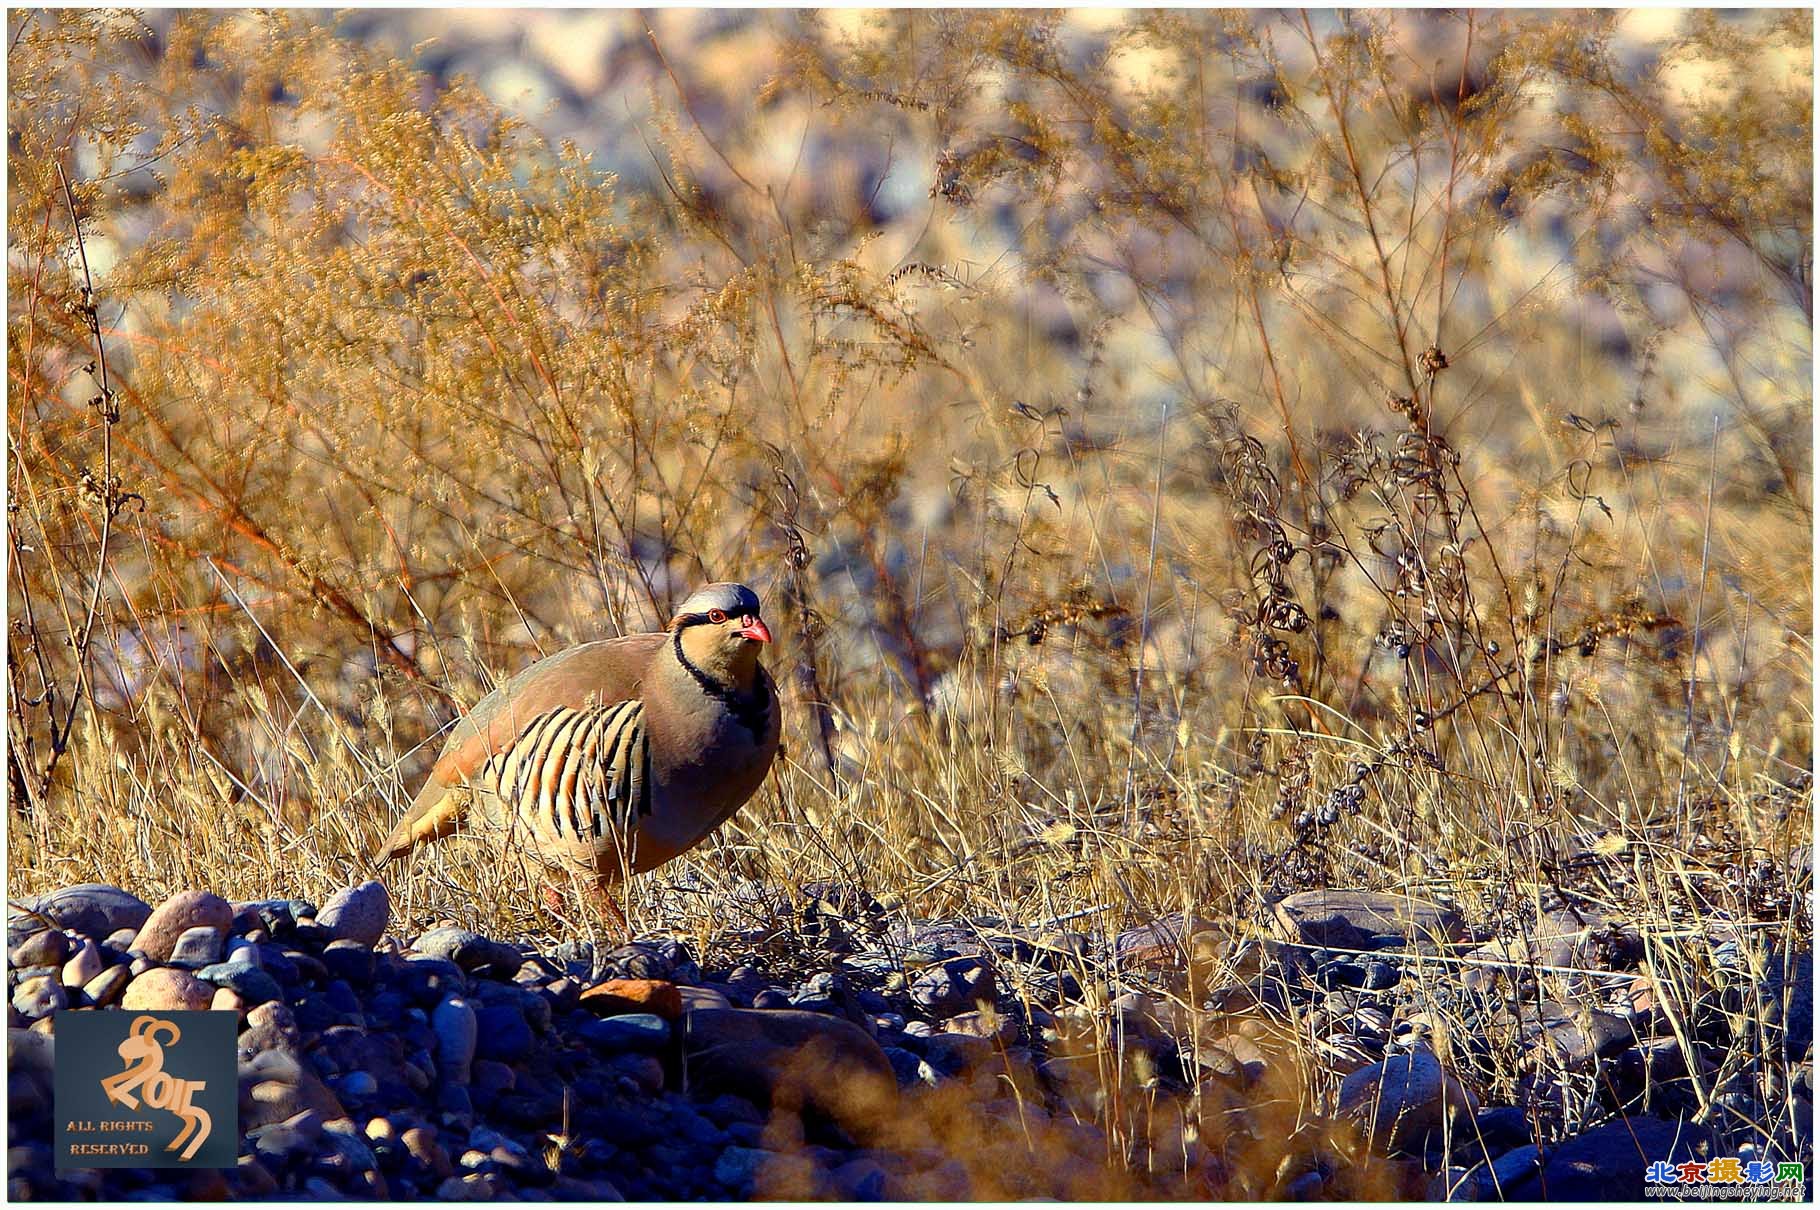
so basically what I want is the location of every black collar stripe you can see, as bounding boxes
[671,628,771,738]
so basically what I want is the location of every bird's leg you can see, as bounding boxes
[553,871,631,944]
[588,883,632,944]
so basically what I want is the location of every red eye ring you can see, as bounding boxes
[708,609,727,623]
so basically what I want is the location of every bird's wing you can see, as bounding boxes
[373,632,665,862]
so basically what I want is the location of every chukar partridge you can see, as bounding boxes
[375,583,780,905]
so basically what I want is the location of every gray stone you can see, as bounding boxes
[1284,1170,1324,1200]
[1484,1143,1541,1196]
[1273,889,1466,951]
[1761,946,1813,1061]
[318,881,390,948]
[882,1045,939,1088]
[577,1012,670,1053]
[11,977,65,1020]
[122,968,215,1012]
[335,1070,379,1100]
[82,964,131,1007]
[415,927,524,978]
[321,1119,378,1172]
[516,986,552,1034]
[437,1081,474,1123]
[1470,1105,1532,1153]
[680,1008,897,1135]
[551,1176,624,1201]
[322,939,374,984]
[9,965,58,990]
[1429,1165,1483,1201]
[470,1059,516,1098]
[908,957,995,1019]
[832,1156,890,1201]
[9,1026,55,1082]
[167,925,225,968]
[436,1172,498,1200]
[246,1000,299,1035]
[20,884,152,939]
[922,1031,994,1075]
[607,1052,666,1096]
[432,996,477,1086]
[10,930,70,969]
[1501,1117,1716,1199]
[474,1003,533,1063]
[197,962,283,1006]
[1519,1001,1635,1070]
[1337,1047,1475,1155]
[713,1145,775,1192]
[401,955,468,1005]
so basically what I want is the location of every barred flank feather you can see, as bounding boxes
[482,700,651,845]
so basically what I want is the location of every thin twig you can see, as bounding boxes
[37,163,121,797]
[1674,415,1721,834]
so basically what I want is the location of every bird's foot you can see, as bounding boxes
[541,877,632,943]
[582,881,632,943]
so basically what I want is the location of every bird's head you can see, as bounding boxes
[669,581,771,686]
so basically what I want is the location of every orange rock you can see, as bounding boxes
[579,978,684,1021]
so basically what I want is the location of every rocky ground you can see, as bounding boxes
[7,878,1813,1201]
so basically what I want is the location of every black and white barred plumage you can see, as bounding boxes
[479,699,653,844]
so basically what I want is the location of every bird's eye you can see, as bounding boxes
[708,609,727,624]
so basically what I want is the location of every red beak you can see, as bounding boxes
[738,616,772,643]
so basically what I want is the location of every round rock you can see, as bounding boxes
[60,940,104,989]
[83,965,132,1008]
[167,926,225,969]
[136,891,234,962]
[431,996,478,1086]
[318,882,390,948]
[198,963,283,1007]
[11,930,70,970]
[414,927,523,978]
[578,1012,671,1054]
[1338,1047,1476,1155]
[714,1145,775,1193]
[322,940,375,984]
[12,976,67,1020]
[473,1004,532,1063]
[908,957,995,1019]
[122,968,215,1013]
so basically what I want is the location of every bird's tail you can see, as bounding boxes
[373,781,467,862]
